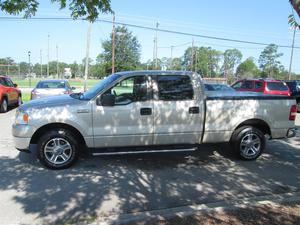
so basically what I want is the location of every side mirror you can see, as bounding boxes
[71,87,76,90]
[98,94,115,106]
[14,83,18,88]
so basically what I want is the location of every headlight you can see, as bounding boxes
[15,109,29,125]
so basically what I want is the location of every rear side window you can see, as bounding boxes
[241,81,254,89]
[0,78,6,86]
[267,82,289,91]
[157,75,193,100]
[255,81,263,89]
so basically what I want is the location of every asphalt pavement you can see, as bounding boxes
[0,107,300,225]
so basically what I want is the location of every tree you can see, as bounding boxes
[258,44,283,78]
[182,46,222,77]
[236,57,259,78]
[98,26,141,74]
[290,0,300,18]
[0,0,112,21]
[222,49,242,76]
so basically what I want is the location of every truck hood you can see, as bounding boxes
[20,94,86,111]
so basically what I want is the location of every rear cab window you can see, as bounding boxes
[157,75,194,100]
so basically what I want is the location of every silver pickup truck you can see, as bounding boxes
[12,71,297,169]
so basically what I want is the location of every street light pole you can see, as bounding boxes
[288,27,297,80]
[84,22,92,92]
[28,51,31,87]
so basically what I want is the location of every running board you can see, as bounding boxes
[92,147,197,156]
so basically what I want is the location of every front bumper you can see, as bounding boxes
[13,136,31,150]
[12,123,36,151]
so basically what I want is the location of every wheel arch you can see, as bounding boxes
[233,118,271,138]
[30,123,87,147]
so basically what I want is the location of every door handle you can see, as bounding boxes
[140,108,152,116]
[189,107,199,114]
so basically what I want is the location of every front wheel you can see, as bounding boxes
[231,126,265,160]
[37,129,79,169]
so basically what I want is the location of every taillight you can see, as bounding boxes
[289,105,297,121]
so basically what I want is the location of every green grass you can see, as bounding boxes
[21,92,31,103]
[12,78,100,88]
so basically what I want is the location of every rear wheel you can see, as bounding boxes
[0,98,8,113]
[231,126,265,160]
[37,129,79,169]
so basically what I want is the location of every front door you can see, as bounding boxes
[92,75,154,148]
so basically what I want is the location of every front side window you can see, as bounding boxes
[232,81,242,89]
[157,75,193,101]
[107,76,148,105]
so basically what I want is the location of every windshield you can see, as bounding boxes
[77,74,122,100]
[37,81,66,89]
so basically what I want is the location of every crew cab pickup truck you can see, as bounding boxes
[12,71,297,169]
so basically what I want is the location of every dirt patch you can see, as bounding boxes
[121,202,300,225]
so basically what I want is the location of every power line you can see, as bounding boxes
[0,16,299,49]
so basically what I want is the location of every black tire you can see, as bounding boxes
[37,129,79,169]
[0,98,8,113]
[16,95,22,107]
[231,126,265,160]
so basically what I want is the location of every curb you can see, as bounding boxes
[90,191,300,225]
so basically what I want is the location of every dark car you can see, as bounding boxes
[231,79,290,96]
[283,80,300,112]
[0,75,22,113]
[204,83,235,92]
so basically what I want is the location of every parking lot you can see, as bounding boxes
[0,108,300,224]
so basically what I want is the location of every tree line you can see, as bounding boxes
[0,26,298,81]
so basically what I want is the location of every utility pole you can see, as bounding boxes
[153,37,156,67]
[155,22,159,69]
[170,45,174,69]
[84,22,92,92]
[288,27,297,80]
[28,51,31,87]
[191,39,194,71]
[56,45,59,78]
[47,34,50,77]
[112,13,116,74]
[40,49,42,77]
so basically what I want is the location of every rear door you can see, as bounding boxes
[152,75,203,145]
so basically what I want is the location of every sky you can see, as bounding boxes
[0,0,300,73]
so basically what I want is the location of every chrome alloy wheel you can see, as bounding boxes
[44,138,73,165]
[240,133,261,158]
